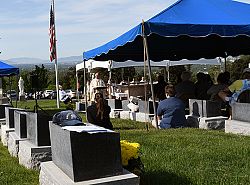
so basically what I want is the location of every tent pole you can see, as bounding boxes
[142,20,158,129]
[15,75,18,108]
[76,72,79,101]
[83,54,88,120]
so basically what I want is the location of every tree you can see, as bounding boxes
[30,64,51,91]
[228,55,250,81]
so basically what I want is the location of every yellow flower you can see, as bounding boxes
[120,140,140,166]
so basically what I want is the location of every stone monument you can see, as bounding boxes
[18,77,25,101]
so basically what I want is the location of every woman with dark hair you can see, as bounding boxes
[87,93,113,130]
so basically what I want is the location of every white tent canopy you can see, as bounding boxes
[76,58,221,72]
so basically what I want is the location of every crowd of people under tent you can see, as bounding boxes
[60,67,250,130]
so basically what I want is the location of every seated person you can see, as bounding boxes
[175,71,196,107]
[59,85,72,104]
[157,85,187,129]
[154,75,168,101]
[207,73,228,103]
[87,93,113,130]
[219,68,250,105]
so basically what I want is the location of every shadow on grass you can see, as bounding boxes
[140,170,192,185]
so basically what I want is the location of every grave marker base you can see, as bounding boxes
[18,140,51,170]
[40,161,139,185]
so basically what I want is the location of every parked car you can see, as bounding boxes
[65,89,76,99]
[49,90,57,99]
[43,90,53,99]
[6,90,17,100]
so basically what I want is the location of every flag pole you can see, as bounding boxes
[52,0,60,108]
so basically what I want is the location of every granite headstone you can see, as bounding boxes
[14,111,28,138]
[107,99,122,109]
[26,112,52,146]
[49,122,123,182]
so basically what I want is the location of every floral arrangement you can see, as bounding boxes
[120,140,144,176]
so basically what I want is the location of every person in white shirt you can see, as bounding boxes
[90,72,106,101]
[59,85,71,104]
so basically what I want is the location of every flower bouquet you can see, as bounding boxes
[120,140,144,176]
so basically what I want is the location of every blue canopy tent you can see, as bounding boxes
[0,61,19,77]
[83,0,250,128]
[84,0,250,62]
[0,61,19,106]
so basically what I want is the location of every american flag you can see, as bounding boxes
[49,4,56,62]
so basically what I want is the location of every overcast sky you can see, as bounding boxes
[0,0,249,61]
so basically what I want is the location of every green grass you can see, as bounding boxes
[2,100,250,184]
[0,144,39,184]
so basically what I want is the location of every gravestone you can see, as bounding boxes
[40,161,139,185]
[49,122,123,182]
[202,100,222,117]
[138,100,158,114]
[225,103,250,135]
[189,99,203,117]
[107,99,122,109]
[18,110,55,170]
[122,100,130,111]
[14,111,27,138]
[0,104,12,119]
[187,99,226,129]
[231,102,250,122]
[75,102,86,111]
[7,110,29,157]
[5,107,26,128]
[26,111,52,146]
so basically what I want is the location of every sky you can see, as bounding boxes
[0,0,178,60]
[1,0,250,61]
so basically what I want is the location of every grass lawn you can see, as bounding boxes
[1,100,250,184]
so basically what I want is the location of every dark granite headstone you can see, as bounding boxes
[26,112,52,146]
[49,122,123,182]
[0,104,12,119]
[107,99,122,109]
[75,102,86,111]
[122,100,130,111]
[14,111,28,138]
[189,99,203,116]
[202,100,222,117]
[5,107,26,128]
[232,102,250,122]
[138,100,158,114]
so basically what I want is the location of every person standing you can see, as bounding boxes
[90,72,106,101]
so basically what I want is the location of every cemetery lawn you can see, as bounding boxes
[4,100,250,184]
[0,143,39,184]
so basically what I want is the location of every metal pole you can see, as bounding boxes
[52,0,60,108]
[142,20,158,129]
[76,72,79,101]
[83,54,88,119]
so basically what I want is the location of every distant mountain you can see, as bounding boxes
[1,55,83,65]
[4,57,48,64]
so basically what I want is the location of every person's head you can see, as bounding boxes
[217,73,227,84]
[59,85,62,90]
[196,72,205,81]
[94,92,103,102]
[181,71,191,81]
[95,72,100,79]
[165,84,175,97]
[242,68,250,79]
[157,75,164,83]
